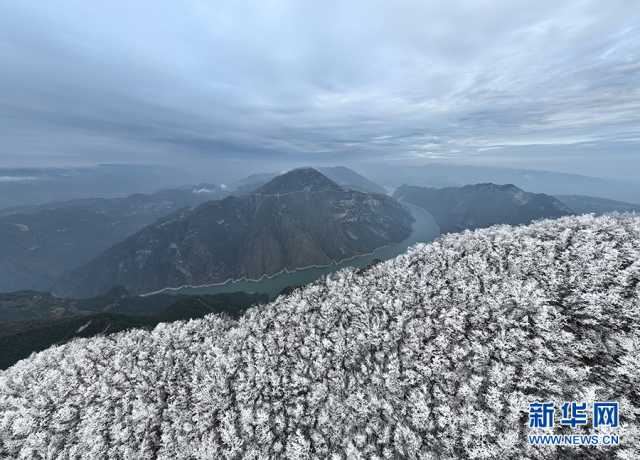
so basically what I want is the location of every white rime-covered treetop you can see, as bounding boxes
[1,214,639,459]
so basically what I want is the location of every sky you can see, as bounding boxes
[1,0,639,179]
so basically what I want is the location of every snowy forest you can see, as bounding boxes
[1,214,639,459]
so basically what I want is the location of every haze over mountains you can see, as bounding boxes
[1,163,638,296]
[555,195,640,215]
[231,166,388,195]
[394,183,571,233]
[55,168,413,297]
[0,166,390,293]
[361,163,640,204]
[0,184,227,292]
[4,162,637,212]
[0,165,199,209]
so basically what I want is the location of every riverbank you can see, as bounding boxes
[141,202,440,299]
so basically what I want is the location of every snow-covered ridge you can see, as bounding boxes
[1,214,639,458]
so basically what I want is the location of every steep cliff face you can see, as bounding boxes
[55,169,413,297]
[3,214,639,458]
[394,183,571,233]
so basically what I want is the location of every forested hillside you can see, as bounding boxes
[1,214,639,459]
[0,290,267,370]
[0,184,226,292]
[394,183,571,233]
[55,169,412,298]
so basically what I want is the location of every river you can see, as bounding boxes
[150,203,440,299]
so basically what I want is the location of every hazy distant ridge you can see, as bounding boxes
[394,182,570,233]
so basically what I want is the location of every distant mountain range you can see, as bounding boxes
[394,183,571,233]
[361,163,640,204]
[0,166,386,294]
[0,184,227,292]
[55,168,413,297]
[0,164,197,209]
[4,163,637,296]
[0,183,226,218]
[555,194,640,215]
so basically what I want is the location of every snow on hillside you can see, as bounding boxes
[1,214,639,459]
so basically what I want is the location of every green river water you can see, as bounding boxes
[149,203,440,299]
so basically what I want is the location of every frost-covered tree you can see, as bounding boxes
[1,213,639,459]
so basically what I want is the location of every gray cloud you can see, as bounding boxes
[0,0,638,177]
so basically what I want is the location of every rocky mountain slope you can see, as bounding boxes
[2,214,638,458]
[0,184,226,292]
[55,169,413,297]
[394,183,571,233]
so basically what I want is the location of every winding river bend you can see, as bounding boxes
[151,203,440,299]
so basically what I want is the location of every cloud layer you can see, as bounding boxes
[1,1,638,175]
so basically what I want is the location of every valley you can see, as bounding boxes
[4,165,638,372]
[54,168,414,298]
[145,202,439,298]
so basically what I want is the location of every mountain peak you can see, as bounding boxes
[255,168,342,194]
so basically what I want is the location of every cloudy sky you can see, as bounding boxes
[1,0,638,178]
